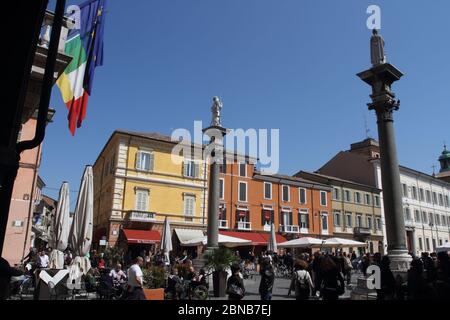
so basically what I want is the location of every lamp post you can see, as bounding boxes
[357,30,412,277]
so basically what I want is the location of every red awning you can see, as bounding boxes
[123,229,161,244]
[219,231,286,246]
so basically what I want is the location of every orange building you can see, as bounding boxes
[217,160,333,248]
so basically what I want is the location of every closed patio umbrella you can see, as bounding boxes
[267,223,278,253]
[161,217,172,265]
[68,166,94,280]
[49,182,71,269]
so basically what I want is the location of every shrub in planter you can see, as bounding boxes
[203,247,237,297]
[142,266,166,300]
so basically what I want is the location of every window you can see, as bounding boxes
[334,211,341,227]
[135,189,149,211]
[422,211,428,224]
[374,195,380,207]
[333,188,340,200]
[344,190,352,202]
[354,192,361,204]
[418,237,423,251]
[414,210,421,223]
[239,163,246,177]
[356,214,362,228]
[365,194,371,205]
[402,184,408,197]
[219,179,224,200]
[404,207,411,221]
[439,239,443,246]
[346,212,353,228]
[320,191,327,206]
[183,160,199,178]
[436,214,441,226]
[238,182,247,202]
[442,216,447,227]
[419,188,425,202]
[298,209,309,228]
[433,192,438,205]
[445,195,449,207]
[432,239,437,251]
[367,216,372,229]
[184,196,195,222]
[376,218,382,230]
[282,185,290,202]
[299,188,307,204]
[136,151,154,171]
[439,194,444,206]
[321,212,328,231]
[426,190,432,203]
[429,212,434,225]
[264,182,272,200]
[219,158,227,173]
[426,238,431,251]
[412,187,418,200]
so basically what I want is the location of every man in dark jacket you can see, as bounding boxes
[227,263,245,300]
[259,258,274,300]
[377,256,396,300]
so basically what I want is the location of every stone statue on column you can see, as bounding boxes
[211,96,222,126]
[370,29,386,66]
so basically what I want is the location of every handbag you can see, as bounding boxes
[227,283,245,299]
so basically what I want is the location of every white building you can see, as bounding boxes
[318,138,450,256]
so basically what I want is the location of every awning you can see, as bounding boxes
[219,230,286,246]
[181,234,252,247]
[175,228,204,245]
[123,229,161,244]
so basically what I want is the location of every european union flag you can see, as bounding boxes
[69,0,107,95]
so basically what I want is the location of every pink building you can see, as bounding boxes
[2,118,49,265]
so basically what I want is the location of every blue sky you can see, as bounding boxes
[42,0,450,202]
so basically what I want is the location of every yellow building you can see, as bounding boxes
[93,130,208,256]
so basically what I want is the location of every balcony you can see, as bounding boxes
[353,227,372,236]
[23,11,72,124]
[237,221,251,230]
[218,220,228,229]
[128,211,156,222]
[279,225,300,233]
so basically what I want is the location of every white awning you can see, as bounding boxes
[437,242,450,253]
[278,237,324,248]
[322,238,367,247]
[175,228,204,245]
[181,234,252,248]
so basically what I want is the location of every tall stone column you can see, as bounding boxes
[357,30,412,276]
[203,97,228,251]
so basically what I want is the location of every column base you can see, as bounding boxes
[388,250,412,280]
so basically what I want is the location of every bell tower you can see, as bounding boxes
[436,145,450,183]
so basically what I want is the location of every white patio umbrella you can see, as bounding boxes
[161,217,173,265]
[68,166,94,280]
[322,237,367,247]
[181,234,252,247]
[436,242,450,253]
[49,182,71,269]
[267,223,278,252]
[278,237,324,248]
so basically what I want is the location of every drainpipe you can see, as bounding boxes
[21,143,42,258]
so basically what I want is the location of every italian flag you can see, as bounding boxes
[56,34,89,136]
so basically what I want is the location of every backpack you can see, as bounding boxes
[295,271,309,291]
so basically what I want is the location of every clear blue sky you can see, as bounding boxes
[42,0,450,203]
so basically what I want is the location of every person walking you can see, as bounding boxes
[320,255,344,301]
[376,256,396,300]
[342,252,353,285]
[259,257,275,300]
[289,259,314,300]
[125,257,146,300]
[227,263,245,300]
[36,249,49,269]
[407,258,436,300]
[435,252,450,299]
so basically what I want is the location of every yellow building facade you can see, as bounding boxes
[93,130,208,250]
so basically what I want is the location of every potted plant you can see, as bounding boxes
[142,266,166,300]
[203,247,237,297]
